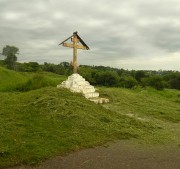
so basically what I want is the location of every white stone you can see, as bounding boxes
[89,98,110,104]
[84,92,99,99]
[57,73,109,104]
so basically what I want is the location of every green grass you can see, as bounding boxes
[0,67,66,92]
[100,87,180,145]
[100,87,180,123]
[0,67,28,91]
[0,67,180,168]
[0,87,161,168]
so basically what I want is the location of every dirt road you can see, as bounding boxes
[7,140,180,169]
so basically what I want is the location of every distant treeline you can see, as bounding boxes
[0,60,180,90]
[79,65,180,90]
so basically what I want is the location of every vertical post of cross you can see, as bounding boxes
[73,32,78,73]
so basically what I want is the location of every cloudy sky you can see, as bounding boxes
[0,0,180,70]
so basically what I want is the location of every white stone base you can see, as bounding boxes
[57,73,109,104]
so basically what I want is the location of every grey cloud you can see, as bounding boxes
[0,0,180,70]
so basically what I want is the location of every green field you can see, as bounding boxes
[0,67,180,168]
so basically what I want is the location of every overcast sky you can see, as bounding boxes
[0,0,180,70]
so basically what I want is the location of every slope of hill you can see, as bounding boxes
[0,66,28,91]
[0,87,162,168]
[0,67,179,168]
[0,66,66,92]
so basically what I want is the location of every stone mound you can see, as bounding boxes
[57,74,109,104]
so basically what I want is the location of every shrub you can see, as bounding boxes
[134,70,146,82]
[119,76,138,88]
[170,78,180,90]
[142,76,165,90]
[16,74,54,91]
[95,71,119,86]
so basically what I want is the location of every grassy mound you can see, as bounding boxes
[0,87,162,168]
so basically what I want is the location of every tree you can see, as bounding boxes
[119,76,138,88]
[143,75,165,90]
[170,78,180,90]
[134,70,146,82]
[2,45,19,69]
[59,61,71,68]
[95,71,119,86]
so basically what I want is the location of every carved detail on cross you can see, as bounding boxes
[59,32,90,73]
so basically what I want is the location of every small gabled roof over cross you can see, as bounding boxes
[59,31,90,50]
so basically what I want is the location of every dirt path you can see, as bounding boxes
[8,140,180,169]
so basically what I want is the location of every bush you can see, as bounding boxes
[16,62,40,72]
[119,76,138,88]
[170,78,180,90]
[142,76,165,90]
[16,74,54,91]
[0,60,5,66]
[95,71,119,86]
[79,67,97,85]
[134,70,146,82]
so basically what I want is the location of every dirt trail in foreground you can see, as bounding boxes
[8,140,180,169]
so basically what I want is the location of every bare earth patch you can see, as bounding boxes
[7,140,180,169]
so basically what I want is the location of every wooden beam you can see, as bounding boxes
[73,34,78,73]
[59,35,73,45]
[71,37,80,43]
[76,45,88,50]
[62,43,73,48]
[63,43,87,50]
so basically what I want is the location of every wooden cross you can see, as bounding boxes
[59,32,90,73]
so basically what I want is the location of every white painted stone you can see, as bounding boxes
[84,92,99,99]
[89,97,110,104]
[57,73,109,104]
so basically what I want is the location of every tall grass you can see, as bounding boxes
[16,74,57,91]
[0,67,28,91]
[0,66,66,92]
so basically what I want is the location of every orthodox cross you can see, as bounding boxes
[59,31,90,73]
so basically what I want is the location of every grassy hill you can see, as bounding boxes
[0,67,28,91]
[0,67,180,168]
[0,66,66,92]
